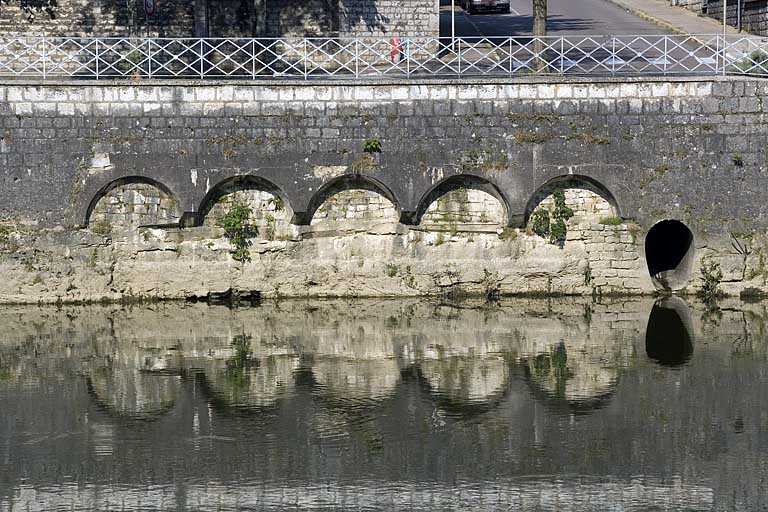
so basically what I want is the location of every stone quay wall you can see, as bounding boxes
[1,77,768,303]
[672,0,768,36]
[0,0,439,38]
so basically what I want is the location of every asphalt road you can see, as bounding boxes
[440,0,672,37]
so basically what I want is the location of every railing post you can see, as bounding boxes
[199,39,205,79]
[147,39,152,79]
[95,39,99,79]
[722,35,728,77]
[560,37,565,75]
[406,38,410,78]
[457,37,462,78]
[42,37,47,80]
[509,37,513,77]
[663,36,668,75]
[251,39,256,80]
[304,39,309,80]
[355,39,359,79]
[611,36,616,76]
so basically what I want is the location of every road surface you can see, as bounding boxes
[440,0,672,37]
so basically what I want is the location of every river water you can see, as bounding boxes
[0,297,766,511]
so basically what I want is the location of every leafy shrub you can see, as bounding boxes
[363,138,382,153]
[549,218,568,244]
[217,201,256,263]
[698,259,723,304]
[549,189,574,244]
[730,49,768,75]
[529,189,574,245]
[530,209,550,238]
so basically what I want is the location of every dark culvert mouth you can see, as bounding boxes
[644,220,695,291]
[645,297,694,368]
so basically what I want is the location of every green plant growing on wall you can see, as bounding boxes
[549,189,574,244]
[732,153,745,167]
[528,189,573,245]
[91,219,112,236]
[731,232,753,281]
[363,138,382,153]
[384,263,399,277]
[698,259,723,305]
[351,153,378,172]
[217,201,256,263]
[269,195,285,212]
[530,209,550,238]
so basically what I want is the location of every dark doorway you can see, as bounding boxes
[645,298,694,367]
[645,220,695,290]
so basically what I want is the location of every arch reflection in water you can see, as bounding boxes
[87,369,181,420]
[645,296,695,367]
[524,341,619,414]
[86,342,183,420]
[198,334,300,413]
[310,332,402,406]
[418,338,513,416]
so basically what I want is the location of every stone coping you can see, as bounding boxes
[0,75,736,88]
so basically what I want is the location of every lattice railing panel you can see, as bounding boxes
[0,35,765,79]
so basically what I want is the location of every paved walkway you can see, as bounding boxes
[440,0,748,37]
[600,0,743,36]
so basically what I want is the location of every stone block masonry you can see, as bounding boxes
[1,77,768,303]
[0,0,439,38]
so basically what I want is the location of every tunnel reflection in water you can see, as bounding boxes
[645,297,694,367]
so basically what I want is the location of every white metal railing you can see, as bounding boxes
[1,35,767,79]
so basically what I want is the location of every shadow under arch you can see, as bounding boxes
[84,175,181,227]
[645,296,694,367]
[193,367,289,418]
[523,174,622,225]
[85,371,182,423]
[521,344,619,416]
[196,175,294,226]
[412,174,511,226]
[302,174,402,225]
[405,361,515,420]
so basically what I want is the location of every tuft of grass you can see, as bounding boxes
[599,215,623,226]
[91,220,112,235]
[513,130,553,144]
[498,228,518,241]
[363,138,382,153]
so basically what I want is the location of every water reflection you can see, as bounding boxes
[645,296,695,367]
[86,342,182,420]
[198,334,300,413]
[1,297,767,511]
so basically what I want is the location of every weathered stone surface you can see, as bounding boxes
[1,77,768,302]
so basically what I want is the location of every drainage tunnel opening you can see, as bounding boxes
[645,220,694,291]
[645,299,694,367]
